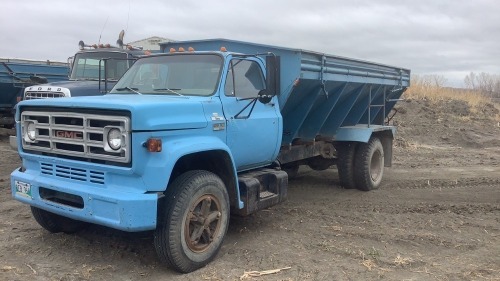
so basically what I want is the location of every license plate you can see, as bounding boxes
[15,180,32,199]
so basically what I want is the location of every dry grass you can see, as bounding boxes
[361,259,377,271]
[404,75,500,119]
[405,84,486,107]
[394,255,413,266]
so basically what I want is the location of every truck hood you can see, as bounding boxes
[27,80,115,97]
[18,94,209,131]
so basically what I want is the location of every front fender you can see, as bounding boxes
[134,133,242,208]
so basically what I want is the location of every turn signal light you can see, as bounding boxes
[145,138,162,152]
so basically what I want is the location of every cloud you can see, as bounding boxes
[1,0,499,87]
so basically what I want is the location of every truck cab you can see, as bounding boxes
[23,46,145,100]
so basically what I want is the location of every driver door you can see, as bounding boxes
[220,58,281,171]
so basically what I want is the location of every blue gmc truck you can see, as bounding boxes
[11,39,410,273]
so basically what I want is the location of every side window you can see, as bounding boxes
[225,59,265,99]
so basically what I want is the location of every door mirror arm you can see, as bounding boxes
[234,98,258,119]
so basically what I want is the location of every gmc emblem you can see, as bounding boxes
[55,130,83,139]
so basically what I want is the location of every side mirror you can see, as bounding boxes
[258,89,273,104]
[117,30,125,48]
[67,56,74,78]
[29,75,48,84]
[259,55,280,104]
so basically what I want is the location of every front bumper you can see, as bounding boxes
[11,167,159,231]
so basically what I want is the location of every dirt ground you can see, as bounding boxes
[0,99,499,281]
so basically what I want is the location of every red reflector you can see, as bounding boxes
[146,138,162,152]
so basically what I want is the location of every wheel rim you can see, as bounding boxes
[370,149,383,182]
[184,194,222,253]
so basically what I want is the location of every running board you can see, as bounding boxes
[232,169,288,216]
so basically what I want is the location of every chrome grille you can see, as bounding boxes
[25,91,65,100]
[21,110,130,163]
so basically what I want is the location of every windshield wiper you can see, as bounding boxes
[115,87,142,95]
[75,78,99,81]
[153,88,184,96]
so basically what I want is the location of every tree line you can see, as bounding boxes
[464,72,500,99]
[411,73,500,100]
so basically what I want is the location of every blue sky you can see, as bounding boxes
[1,0,499,87]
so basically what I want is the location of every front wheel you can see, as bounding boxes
[353,137,384,191]
[154,170,230,273]
[31,206,86,234]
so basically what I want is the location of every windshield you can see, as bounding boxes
[70,51,130,80]
[110,54,223,96]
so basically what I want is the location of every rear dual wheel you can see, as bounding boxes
[336,137,384,191]
[353,137,384,191]
[336,142,358,189]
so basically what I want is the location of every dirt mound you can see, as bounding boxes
[0,97,499,281]
[393,99,500,149]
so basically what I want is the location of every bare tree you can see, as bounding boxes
[464,72,476,90]
[464,72,500,99]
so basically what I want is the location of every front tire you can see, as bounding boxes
[154,170,230,273]
[31,206,86,234]
[353,137,384,191]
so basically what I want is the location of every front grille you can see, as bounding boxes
[41,162,105,185]
[24,91,65,100]
[21,110,130,164]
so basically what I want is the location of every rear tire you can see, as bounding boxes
[31,206,86,234]
[353,137,384,191]
[154,170,229,273]
[336,142,357,189]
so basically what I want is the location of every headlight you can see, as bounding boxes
[107,128,122,150]
[27,122,36,141]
